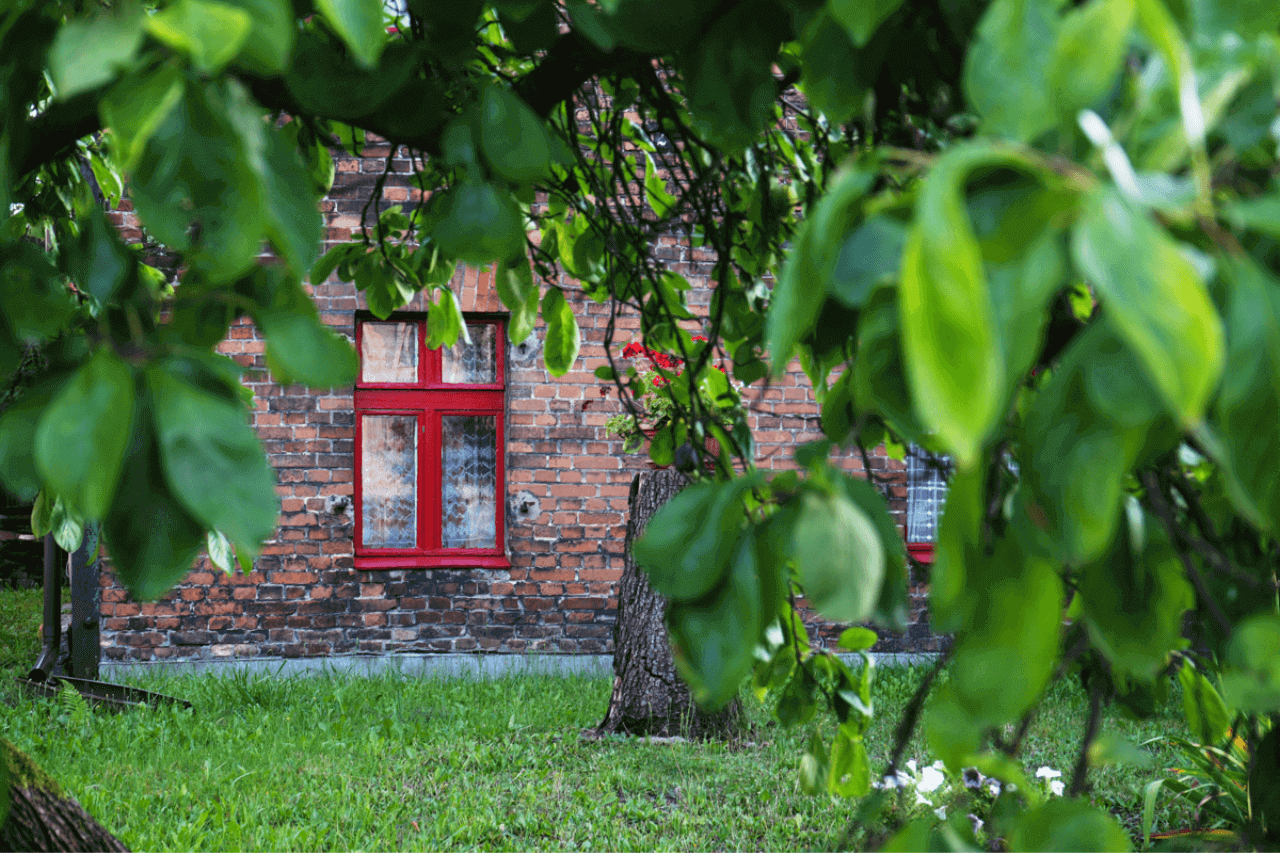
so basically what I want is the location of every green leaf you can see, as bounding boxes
[0,378,68,501]
[950,538,1062,725]
[1072,188,1225,427]
[311,243,359,287]
[477,85,551,184]
[207,529,235,574]
[541,287,580,377]
[1047,0,1135,120]
[0,242,75,342]
[260,126,323,280]
[768,162,875,370]
[495,254,540,345]
[565,0,615,51]
[314,0,386,67]
[1212,257,1280,531]
[681,0,781,151]
[148,366,278,560]
[852,286,920,438]
[829,0,904,46]
[924,682,983,770]
[667,533,763,709]
[828,729,871,796]
[837,473,909,629]
[130,78,266,284]
[145,0,252,74]
[31,491,54,539]
[1220,614,1280,713]
[48,1,145,99]
[899,144,1008,468]
[259,272,359,387]
[793,489,885,623]
[426,286,466,350]
[1077,514,1194,683]
[50,497,85,553]
[831,215,905,308]
[432,180,526,264]
[102,63,186,173]
[103,408,207,601]
[219,0,295,74]
[798,12,866,124]
[963,0,1062,142]
[838,627,877,651]
[1008,799,1132,852]
[64,209,133,306]
[634,479,749,601]
[34,350,135,521]
[644,154,678,219]
[1178,661,1231,746]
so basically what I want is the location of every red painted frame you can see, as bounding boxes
[354,314,508,569]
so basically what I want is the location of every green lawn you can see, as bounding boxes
[1,587,1198,850]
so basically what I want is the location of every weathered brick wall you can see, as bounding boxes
[99,139,939,664]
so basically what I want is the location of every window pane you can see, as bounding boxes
[362,415,417,548]
[361,322,417,383]
[441,415,497,548]
[442,324,497,384]
[907,449,949,543]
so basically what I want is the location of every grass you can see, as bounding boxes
[1,587,1199,850]
[0,585,41,675]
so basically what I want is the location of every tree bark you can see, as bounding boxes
[2,738,129,853]
[597,471,740,739]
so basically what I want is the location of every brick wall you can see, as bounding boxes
[99,139,942,664]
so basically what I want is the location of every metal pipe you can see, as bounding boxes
[28,533,61,681]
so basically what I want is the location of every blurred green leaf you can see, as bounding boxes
[34,350,135,521]
[48,1,144,99]
[1072,188,1224,427]
[145,0,253,74]
[314,0,386,67]
[793,489,885,624]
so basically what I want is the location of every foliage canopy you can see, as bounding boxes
[5,0,1280,846]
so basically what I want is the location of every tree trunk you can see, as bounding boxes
[597,471,740,739]
[2,738,129,853]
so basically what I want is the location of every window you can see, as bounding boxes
[906,447,950,565]
[354,315,507,568]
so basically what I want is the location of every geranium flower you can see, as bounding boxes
[1035,767,1062,780]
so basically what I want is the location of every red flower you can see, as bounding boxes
[622,342,646,358]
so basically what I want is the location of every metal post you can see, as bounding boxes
[68,525,100,680]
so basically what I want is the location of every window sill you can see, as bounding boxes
[906,543,935,565]
[354,555,511,570]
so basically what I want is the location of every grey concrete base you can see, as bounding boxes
[100,651,938,681]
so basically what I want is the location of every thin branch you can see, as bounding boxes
[1068,675,1103,797]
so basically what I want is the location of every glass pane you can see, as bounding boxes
[362,415,417,548]
[441,415,497,549]
[442,324,497,384]
[361,322,417,383]
[907,448,950,543]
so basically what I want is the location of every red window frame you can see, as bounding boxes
[354,313,508,569]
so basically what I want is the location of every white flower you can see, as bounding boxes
[914,790,933,807]
[906,759,918,774]
[933,806,947,820]
[1050,780,1065,797]
[968,814,985,834]
[985,779,1002,797]
[918,766,946,793]
[877,770,911,790]
[931,760,946,771]
[1035,766,1062,779]
[962,767,985,789]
